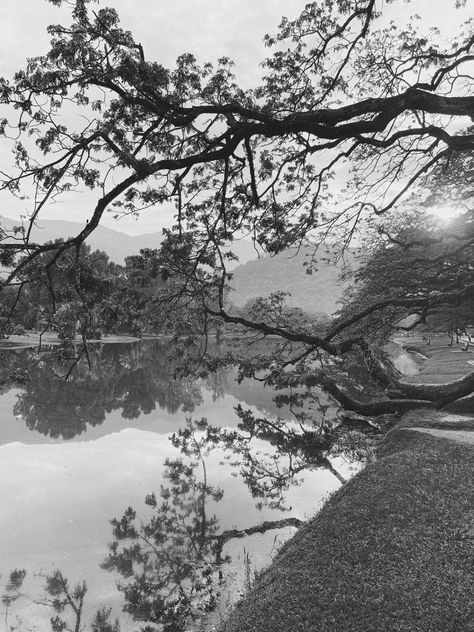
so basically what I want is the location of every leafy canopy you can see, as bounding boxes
[1,0,474,412]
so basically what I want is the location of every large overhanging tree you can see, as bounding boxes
[1,0,474,414]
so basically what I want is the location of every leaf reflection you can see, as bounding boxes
[5,341,205,439]
[102,422,226,631]
[102,416,372,631]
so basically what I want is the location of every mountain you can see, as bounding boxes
[0,216,163,264]
[0,216,256,267]
[228,247,361,315]
[0,216,356,309]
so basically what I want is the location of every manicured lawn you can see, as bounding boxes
[221,415,474,632]
[399,335,474,384]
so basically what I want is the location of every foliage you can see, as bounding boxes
[2,242,188,339]
[102,422,225,632]
[0,1,474,440]
[337,206,474,341]
[0,0,472,324]
[5,6,474,628]
[7,241,122,339]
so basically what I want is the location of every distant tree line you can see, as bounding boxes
[0,242,174,339]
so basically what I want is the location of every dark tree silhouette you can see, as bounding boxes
[1,0,474,412]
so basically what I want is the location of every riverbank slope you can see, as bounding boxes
[220,336,474,631]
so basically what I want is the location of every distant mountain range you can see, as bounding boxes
[229,247,360,315]
[0,216,163,264]
[1,216,357,315]
[0,216,257,267]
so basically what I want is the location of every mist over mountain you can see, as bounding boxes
[0,216,163,264]
[229,247,360,316]
[0,217,256,267]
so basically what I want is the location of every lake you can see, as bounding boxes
[0,340,361,630]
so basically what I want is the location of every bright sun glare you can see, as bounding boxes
[428,206,462,222]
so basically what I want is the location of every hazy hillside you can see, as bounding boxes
[229,247,360,315]
[0,216,356,310]
[0,216,162,264]
[0,216,256,267]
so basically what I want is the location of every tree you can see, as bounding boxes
[337,208,474,341]
[6,241,123,339]
[1,0,474,412]
[117,248,171,336]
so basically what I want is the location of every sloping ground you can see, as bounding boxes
[220,341,474,632]
[397,335,473,384]
[395,335,474,412]
[220,413,474,632]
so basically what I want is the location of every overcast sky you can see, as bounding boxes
[0,0,470,235]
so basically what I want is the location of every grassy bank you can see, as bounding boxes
[221,412,474,632]
[394,335,474,412]
[397,335,473,384]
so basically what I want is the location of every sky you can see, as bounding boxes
[0,0,470,235]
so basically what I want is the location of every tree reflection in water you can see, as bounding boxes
[102,419,306,632]
[103,421,225,631]
[0,340,377,631]
[6,341,205,439]
[1,567,120,632]
[99,417,373,631]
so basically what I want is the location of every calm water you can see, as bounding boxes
[0,340,358,630]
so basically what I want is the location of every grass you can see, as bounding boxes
[395,335,474,412]
[220,424,474,631]
[398,335,474,384]
[398,408,474,432]
[219,337,474,631]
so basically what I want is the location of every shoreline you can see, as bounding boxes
[221,410,474,632]
[220,335,474,631]
[0,331,143,350]
[385,337,426,377]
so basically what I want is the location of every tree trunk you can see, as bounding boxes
[358,340,474,409]
[321,376,434,415]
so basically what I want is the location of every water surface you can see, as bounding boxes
[0,340,358,629]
